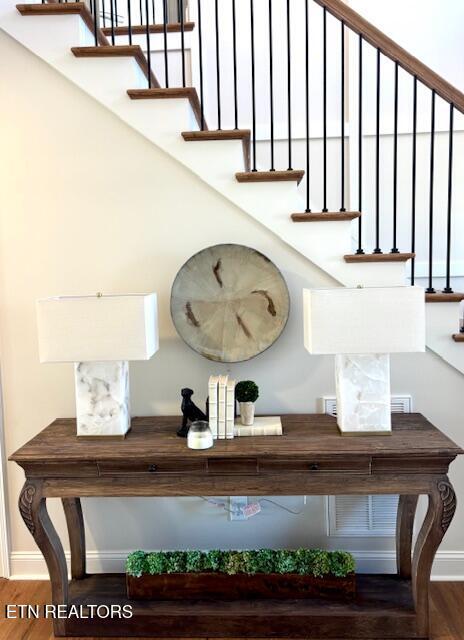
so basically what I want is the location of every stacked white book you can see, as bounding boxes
[234,416,283,437]
[207,375,219,439]
[208,375,235,439]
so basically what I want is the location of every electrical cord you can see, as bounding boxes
[258,498,302,515]
[199,496,302,516]
[199,496,236,513]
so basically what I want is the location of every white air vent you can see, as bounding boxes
[321,395,412,416]
[323,395,412,537]
[327,494,400,537]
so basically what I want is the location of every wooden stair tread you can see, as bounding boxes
[128,87,205,130]
[17,2,109,46]
[426,293,464,302]
[71,46,160,88]
[452,334,464,342]
[17,2,86,15]
[182,130,250,171]
[292,211,361,222]
[236,170,304,185]
[344,252,415,263]
[102,22,194,36]
[182,130,250,141]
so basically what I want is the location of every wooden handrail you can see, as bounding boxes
[313,0,464,114]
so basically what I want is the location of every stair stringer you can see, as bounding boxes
[2,7,464,374]
[426,303,464,373]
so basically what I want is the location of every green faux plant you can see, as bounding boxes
[235,380,259,403]
[126,550,148,578]
[126,549,355,578]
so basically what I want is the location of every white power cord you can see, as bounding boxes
[200,496,303,518]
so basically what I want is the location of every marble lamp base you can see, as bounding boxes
[74,361,130,438]
[335,354,391,436]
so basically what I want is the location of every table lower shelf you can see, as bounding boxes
[65,573,423,638]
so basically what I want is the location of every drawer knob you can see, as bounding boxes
[148,464,157,473]
[310,462,319,471]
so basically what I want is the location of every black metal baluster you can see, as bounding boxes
[268,0,275,170]
[356,35,364,254]
[443,104,455,293]
[152,0,155,24]
[93,0,99,46]
[163,0,169,87]
[410,77,417,285]
[391,62,399,253]
[250,0,257,171]
[114,0,118,27]
[145,0,152,88]
[214,0,221,130]
[373,48,382,253]
[197,0,205,130]
[426,90,436,293]
[109,0,115,44]
[232,0,238,129]
[340,21,345,211]
[322,7,327,211]
[304,0,310,212]
[139,0,143,26]
[90,0,94,16]
[286,0,292,170]
[127,0,132,45]
[102,0,106,27]
[180,0,186,87]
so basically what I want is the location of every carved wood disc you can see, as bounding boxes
[171,244,290,362]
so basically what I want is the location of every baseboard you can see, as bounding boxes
[9,550,129,579]
[8,550,464,580]
[351,550,464,580]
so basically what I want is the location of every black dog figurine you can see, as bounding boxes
[177,388,208,437]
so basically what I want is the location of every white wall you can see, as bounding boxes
[0,31,463,578]
[350,0,464,90]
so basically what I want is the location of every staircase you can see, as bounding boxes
[2,0,464,373]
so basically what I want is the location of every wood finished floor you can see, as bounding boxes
[0,579,462,639]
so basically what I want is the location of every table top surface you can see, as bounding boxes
[10,414,463,463]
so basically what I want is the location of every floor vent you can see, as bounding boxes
[323,395,412,537]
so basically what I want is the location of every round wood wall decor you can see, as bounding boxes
[170,244,290,362]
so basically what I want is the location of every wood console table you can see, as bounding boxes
[10,413,462,639]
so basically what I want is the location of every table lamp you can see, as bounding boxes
[303,286,425,435]
[37,293,158,438]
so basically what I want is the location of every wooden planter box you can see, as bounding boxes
[127,572,355,601]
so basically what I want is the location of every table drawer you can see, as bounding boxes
[24,462,99,477]
[207,458,258,474]
[98,459,207,475]
[372,456,451,474]
[259,457,371,474]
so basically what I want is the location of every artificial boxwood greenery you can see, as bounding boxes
[126,549,355,579]
[235,380,259,403]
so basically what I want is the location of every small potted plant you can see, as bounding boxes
[235,380,259,426]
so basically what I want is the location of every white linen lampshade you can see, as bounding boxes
[303,286,425,435]
[304,286,425,355]
[37,293,158,362]
[36,293,158,438]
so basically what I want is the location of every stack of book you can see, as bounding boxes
[208,375,235,439]
[234,416,283,437]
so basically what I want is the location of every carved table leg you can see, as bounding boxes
[412,478,457,638]
[396,494,419,578]
[62,497,86,579]
[19,480,68,636]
